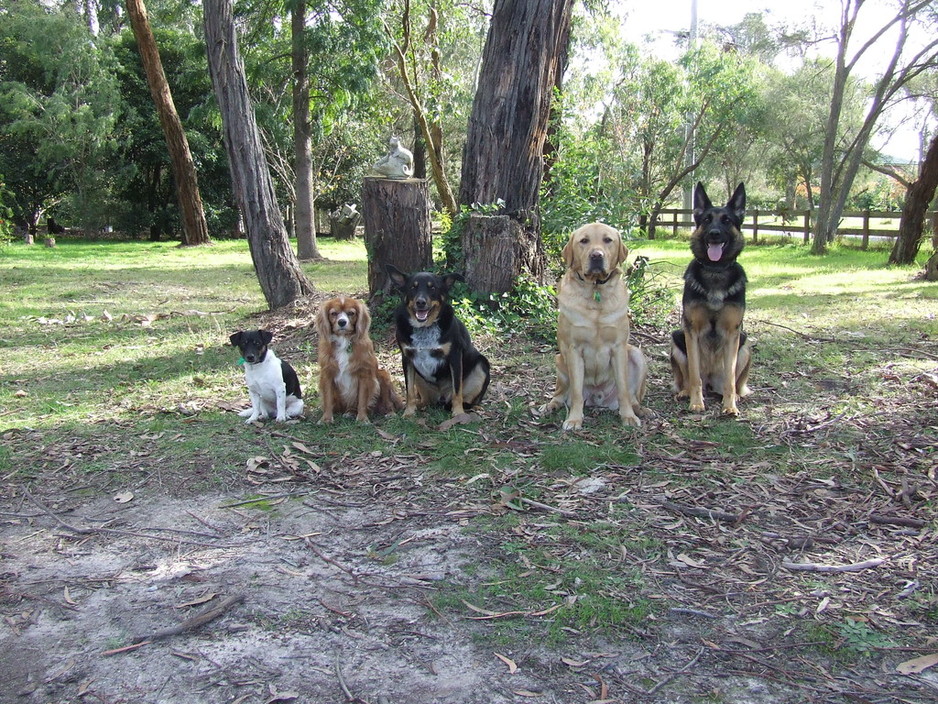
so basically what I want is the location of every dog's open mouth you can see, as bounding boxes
[415,309,430,322]
[707,242,725,262]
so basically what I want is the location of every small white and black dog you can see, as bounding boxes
[229,329,304,423]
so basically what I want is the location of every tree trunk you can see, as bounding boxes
[458,0,574,289]
[890,131,938,265]
[292,1,322,261]
[361,177,431,297]
[203,0,314,309]
[924,249,938,281]
[463,214,523,294]
[126,0,210,247]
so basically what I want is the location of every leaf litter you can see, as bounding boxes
[1,309,936,703]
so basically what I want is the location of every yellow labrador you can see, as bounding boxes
[541,223,646,430]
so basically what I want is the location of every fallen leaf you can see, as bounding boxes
[113,491,134,504]
[897,653,938,675]
[14,389,27,398]
[494,652,518,674]
[561,656,590,667]
[246,456,269,473]
[63,586,77,605]
[511,690,542,698]
[176,592,217,609]
[437,412,479,431]
[675,553,706,569]
[291,442,316,455]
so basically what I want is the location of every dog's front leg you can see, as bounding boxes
[561,345,586,431]
[245,389,266,423]
[721,330,741,416]
[402,358,418,417]
[274,382,288,422]
[685,327,706,412]
[319,376,335,424]
[612,346,640,427]
[355,373,373,423]
[450,355,465,417]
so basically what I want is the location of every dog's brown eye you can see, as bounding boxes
[580,237,589,244]
[603,237,612,243]
[347,310,356,317]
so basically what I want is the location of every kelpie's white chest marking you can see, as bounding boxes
[406,325,444,381]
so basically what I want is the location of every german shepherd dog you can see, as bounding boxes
[670,182,752,415]
[386,265,491,418]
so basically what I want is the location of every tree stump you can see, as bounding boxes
[329,205,362,241]
[361,177,431,297]
[463,214,523,294]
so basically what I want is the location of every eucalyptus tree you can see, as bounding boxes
[811,0,938,254]
[382,0,488,216]
[204,0,314,308]
[761,60,865,213]
[0,0,121,234]
[596,42,760,238]
[238,0,384,259]
[459,0,575,289]
[126,0,210,246]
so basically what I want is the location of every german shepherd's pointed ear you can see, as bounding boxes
[385,264,407,291]
[727,182,746,225]
[441,272,464,293]
[692,182,712,227]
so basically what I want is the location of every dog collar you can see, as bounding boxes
[576,271,615,301]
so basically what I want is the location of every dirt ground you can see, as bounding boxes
[2,308,937,704]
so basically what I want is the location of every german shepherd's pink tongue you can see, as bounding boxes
[707,243,724,262]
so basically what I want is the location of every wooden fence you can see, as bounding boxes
[656,208,938,249]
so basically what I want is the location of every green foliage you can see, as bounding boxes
[450,275,557,343]
[0,1,122,230]
[0,174,13,246]
[836,618,897,656]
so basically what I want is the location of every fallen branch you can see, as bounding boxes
[662,501,740,523]
[519,496,576,517]
[335,653,367,703]
[869,514,926,529]
[131,593,245,644]
[782,557,886,573]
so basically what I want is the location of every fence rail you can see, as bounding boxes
[656,208,938,248]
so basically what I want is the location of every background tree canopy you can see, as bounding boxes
[1,0,936,275]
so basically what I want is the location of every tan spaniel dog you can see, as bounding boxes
[316,296,403,423]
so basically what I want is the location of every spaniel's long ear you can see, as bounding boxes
[353,301,372,341]
[315,304,331,341]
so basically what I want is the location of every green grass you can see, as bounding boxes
[2,232,936,655]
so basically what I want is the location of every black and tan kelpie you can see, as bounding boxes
[670,182,752,415]
[386,265,490,418]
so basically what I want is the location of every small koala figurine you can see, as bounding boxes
[371,137,414,179]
